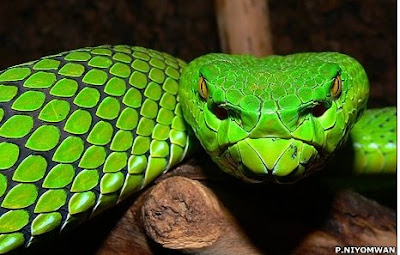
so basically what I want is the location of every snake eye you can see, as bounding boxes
[198,75,208,100]
[331,74,342,99]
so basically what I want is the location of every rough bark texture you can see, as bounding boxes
[142,177,224,249]
[215,0,273,56]
[137,160,396,255]
[293,191,396,255]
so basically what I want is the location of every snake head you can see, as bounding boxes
[179,52,369,183]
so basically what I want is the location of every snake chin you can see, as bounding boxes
[215,137,324,184]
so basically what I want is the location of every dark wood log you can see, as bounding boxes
[142,176,224,250]
[96,158,396,255]
[96,190,154,255]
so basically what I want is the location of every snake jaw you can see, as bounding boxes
[214,137,322,183]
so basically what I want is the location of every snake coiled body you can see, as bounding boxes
[0,45,395,253]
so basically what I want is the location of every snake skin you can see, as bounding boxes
[0,45,190,253]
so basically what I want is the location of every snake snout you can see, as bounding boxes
[218,137,320,183]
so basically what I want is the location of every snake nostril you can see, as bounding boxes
[212,105,228,120]
[311,103,328,117]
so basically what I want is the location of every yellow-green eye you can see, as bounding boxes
[331,75,342,98]
[198,76,208,100]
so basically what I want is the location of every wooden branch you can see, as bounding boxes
[215,0,274,56]
[142,177,223,250]
[94,158,395,255]
[96,191,154,255]
[294,190,396,255]
[141,176,262,255]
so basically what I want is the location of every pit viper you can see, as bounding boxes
[0,45,396,253]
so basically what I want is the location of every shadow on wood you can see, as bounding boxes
[100,157,396,255]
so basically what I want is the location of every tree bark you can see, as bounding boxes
[215,0,273,56]
[97,158,396,255]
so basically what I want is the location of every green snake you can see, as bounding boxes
[0,45,395,253]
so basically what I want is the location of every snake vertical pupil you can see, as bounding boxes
[331,75,342,98]
[198,76,208,100]
[212,105,228,120]
[311,103,328,117]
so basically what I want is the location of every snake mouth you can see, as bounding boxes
[216,137,323,183]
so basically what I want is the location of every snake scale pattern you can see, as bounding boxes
[0,45,395,253]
